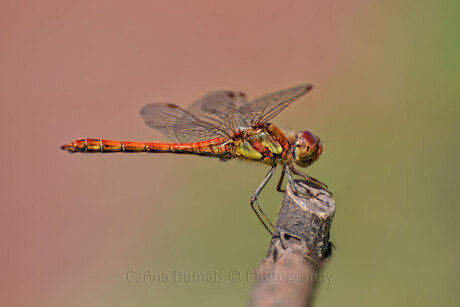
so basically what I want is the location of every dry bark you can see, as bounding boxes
[250,180,335,307]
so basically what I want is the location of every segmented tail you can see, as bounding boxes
[60,138,233,159]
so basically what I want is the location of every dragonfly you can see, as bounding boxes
[61,84,329,235]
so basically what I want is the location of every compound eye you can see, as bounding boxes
[302,131,317,145]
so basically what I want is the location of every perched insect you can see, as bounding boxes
[61,84,329,234]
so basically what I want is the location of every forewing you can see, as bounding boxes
[140,103,229,143]
[187,90,248,115]
[186,90,252,132]
[238,84,312,126]
[140,84,312,143]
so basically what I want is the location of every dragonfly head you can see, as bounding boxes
[293,130,323,167]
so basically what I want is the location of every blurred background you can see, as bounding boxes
[1,0,459,306]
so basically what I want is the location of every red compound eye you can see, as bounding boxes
[302,131,317,146]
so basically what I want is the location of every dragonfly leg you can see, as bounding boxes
[276,165,286,193]
[250,165,277,235]
[289,164,332,195]
[285,167,322,199]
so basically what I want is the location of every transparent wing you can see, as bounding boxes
[186,90,252,132]
[140,103,229,143]
[239,84,312,126]
[140,84,312,143]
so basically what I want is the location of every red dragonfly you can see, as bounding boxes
[61,84,329,234]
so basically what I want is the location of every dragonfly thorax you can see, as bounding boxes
[293,130,323,167]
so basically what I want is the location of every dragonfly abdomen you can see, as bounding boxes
[163,138,233,159]
[61,138,234,159]
[61,139,148,152]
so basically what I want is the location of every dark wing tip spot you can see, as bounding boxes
[165,103,180,108]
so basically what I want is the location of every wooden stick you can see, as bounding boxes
[250,179,335,307]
